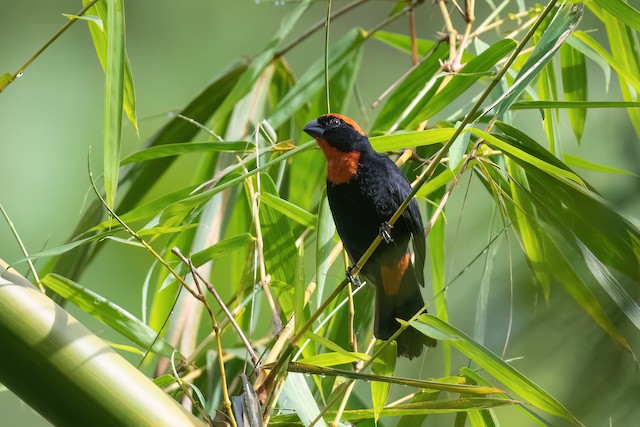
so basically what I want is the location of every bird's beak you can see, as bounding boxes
[303,119,324,138]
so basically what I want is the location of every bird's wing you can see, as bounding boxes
[386,163,426,287]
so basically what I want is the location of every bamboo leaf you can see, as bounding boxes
[493,4,583,116]
[301,331,370,362]
[371,340,397,423]
[297,352,371,367]
[63,14,103,31]
[41,274,179,359]
[191,233,255,267]
[258,193,317,230]
[560,43,587,143]
[0,72,12,91]
[82,0,137,133]
[471,128,584,185]
[511,100,640,109]
[409,39,517,125]
[282,373,327,427]
[593,0,640,31]
[120,141,253,164]
[566,35,611,90]
[372,31,437,56]
[102,0,125,210]
[314,191,336,307]
[370,128,457,152]
[414,315,582,424]
[564,153,637,176]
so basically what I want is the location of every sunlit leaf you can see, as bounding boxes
[297,352,371,367]
[41,274,178,359]
[191,233,255,267]
[561,43,587,143]
[370,128,456,152]
[371,340,396,422]
[414,315,581,423]
[564,153,637,176]
[121,141,253,164]
[258,193,316,230]
[593,0,640,31]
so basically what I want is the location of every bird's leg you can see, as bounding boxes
[379,221,394,244]
[346,266,363,287]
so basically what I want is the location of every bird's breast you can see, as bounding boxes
[317,138,360,184]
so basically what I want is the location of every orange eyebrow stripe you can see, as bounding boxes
[327,113,365,136]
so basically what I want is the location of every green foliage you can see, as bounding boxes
[2,1,639,426]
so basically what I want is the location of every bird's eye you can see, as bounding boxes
[328,117,342,127]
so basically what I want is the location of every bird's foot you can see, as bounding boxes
[379,221,394,244]
[346,266,363,287]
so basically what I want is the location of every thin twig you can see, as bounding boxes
[172,247,261,367]
[0,204,44,292]
[0,0,102,93]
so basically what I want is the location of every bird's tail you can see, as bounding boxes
[374,263,437,359]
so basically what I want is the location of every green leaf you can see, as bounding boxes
[137,224,199,237]
[564,153,637,176]
[269,398,519,424]
[560,43,587,142]
[282,373,326,427]
[82,0,137,134]
[121,141,253,164]
[0,72,12,92]
[370,128,457,152]
[301,331,370,362]
[314,191,336,307]
[572,31,640,93]
[415,315,582,424]
[258,193,316,230]
[511,100,640,109]
[372,31,437,57]
[41,274,178,359]
[471,128,584,185]
[102,0,125,210]
[371,340,397,423]
[493,4,583,116]
[62,14,103,31]
[593,0,640,31]
[409,39,517,126]
[297,352,371,367]
[566,35,611,90]
[191,233,255,267]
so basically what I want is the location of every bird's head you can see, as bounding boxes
[303,114,370,184]
[303,114,371,152]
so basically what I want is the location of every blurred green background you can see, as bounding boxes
[1,1,639,426]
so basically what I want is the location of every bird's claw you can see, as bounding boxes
[346,266,363,287]
[379,221,394,244]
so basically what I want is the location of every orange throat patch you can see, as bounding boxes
[317,137,360,185]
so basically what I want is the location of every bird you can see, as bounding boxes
[303,113,437,359]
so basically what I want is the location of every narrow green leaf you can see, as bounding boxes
[564,153,637,176]
[471,128,584,184]
[269,398,519,424]
[560,43,587,142]
[301,331,370,362]
[511,100,640,109]
[494,4,583,116]
[258,193,316,230]
[102,0,125,210]
[410,39,517,125]
[542,237,634,352]
[314,191,336,307]
[593,0,640,31]
[191,233,255,267]
[137,224,199,237]
[370,128,457,152]
[82,0,137,132]
[62,14,103,31]
[17,231,117,262]
[415,315,582,424]
[41,274,178,358]
[372,340,397,423]
[0,72,12,92]
[121,141,253,164]
[572,30,640,93]
[282,373,327,427]
[372,31,437,56]
[581,243,640,332]
[297,352,371,367]
[566,35,611,90]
